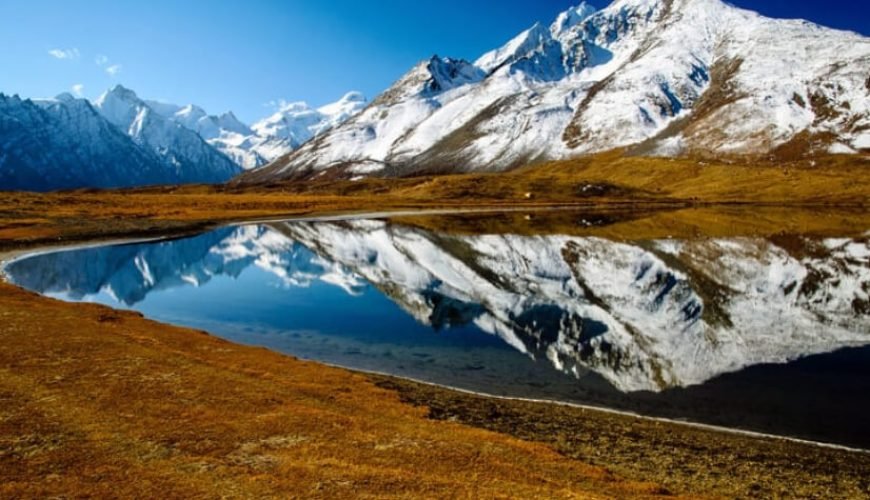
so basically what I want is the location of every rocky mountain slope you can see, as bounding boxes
[0,84,365,190]
[93,86,242,183]
[244,0,870,182]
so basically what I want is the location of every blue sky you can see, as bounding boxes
[0,0,866,123]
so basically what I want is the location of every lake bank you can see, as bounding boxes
[0,278,675,498]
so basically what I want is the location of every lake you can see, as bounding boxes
[4,208,869,448]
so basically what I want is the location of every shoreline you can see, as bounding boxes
[346,366,870,455]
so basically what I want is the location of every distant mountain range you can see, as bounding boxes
[0,85,366,191]
[244,0,870,182]
[146,90,367,170]
[0,93,174,190]
[2,0,868,191]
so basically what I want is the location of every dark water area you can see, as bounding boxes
[5,210,870,448]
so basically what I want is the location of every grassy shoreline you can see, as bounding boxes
[1,153,867,249]
[372,376,870,499]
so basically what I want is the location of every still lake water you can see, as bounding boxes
[5,210,870,448]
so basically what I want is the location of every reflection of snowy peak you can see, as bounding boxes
[6,228,235,304]
[8,221,868,393]
[5,225,362,306]
[277,221,870,392]
[246,0,870,182]
[209,225,365,295]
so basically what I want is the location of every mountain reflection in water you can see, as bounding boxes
[6,212,870,447]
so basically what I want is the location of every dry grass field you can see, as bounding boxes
[1,153,867,250]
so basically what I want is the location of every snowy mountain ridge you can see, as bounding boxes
[148,91,368,170]
[93,85,242,183]
[0,84,367,190]
[0,92,184,190]
[244,0,870,182]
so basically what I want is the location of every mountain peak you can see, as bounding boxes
[177,104,207,121]
[476,22,551,73]
[94,85,149,128]
[104,84,141,102]
[425,56,485,93]
[551,1,597,36]
[54,92,77,102]
[277,101,311,113]
[339,91,366,104]
[214,111,251,135]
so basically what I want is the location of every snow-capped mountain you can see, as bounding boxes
[94,86,241,183]
[8,220,868,393]
[0,93,179,191]
[244,0,870,182]
[253,92,369,148]
[147,91,368,170]
[0,82,367,190]
[146,100,270,169]
[151,103,252,140]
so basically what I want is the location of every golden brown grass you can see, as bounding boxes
[376,378,870,499]
[0,282,675,499]
[508,152,870,205]
[247,152,869,206]
[1,153,866,251]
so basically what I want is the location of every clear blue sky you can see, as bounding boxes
[0,0,866,123]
